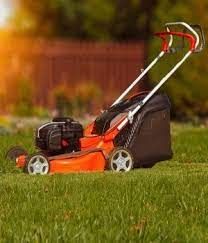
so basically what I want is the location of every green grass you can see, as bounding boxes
[1,124,208,242]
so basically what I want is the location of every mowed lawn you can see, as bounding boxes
[0,124,208,242]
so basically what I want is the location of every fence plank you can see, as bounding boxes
[0,38,145,111]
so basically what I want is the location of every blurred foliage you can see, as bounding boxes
[149,0,208,119]
[11,77,49,117]
[52,82,102,116]
[74,82,102,114]
[32,106,50,118]
[51,84,74,116]
[12,0,156,40]
[12,77,34,116]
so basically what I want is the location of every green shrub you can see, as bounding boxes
[51,82,102,116]
[12,77,34,117]
[74,82,102,115]
[32,106,50,118]
[51,84,74,116]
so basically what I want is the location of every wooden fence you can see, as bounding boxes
[0,38,145,110]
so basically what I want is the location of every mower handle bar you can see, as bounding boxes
[111,30,173,107]
[155,31,196,52]
[111,22,204,130]
[165,22,200,49]
[155,21,205,53]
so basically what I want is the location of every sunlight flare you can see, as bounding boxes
[0,0,12,27]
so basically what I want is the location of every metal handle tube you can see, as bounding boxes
[111,51,165,106]
[115,23,198,108]
[112,28,174,106]
[117,22,199,130]
[118,50,192,131]
[131,50,192,118]
[165,22,200,49]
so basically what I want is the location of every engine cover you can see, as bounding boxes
[36,117,83,155]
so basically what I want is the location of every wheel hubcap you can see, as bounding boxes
[111,150,132,172]
[28,155,49,175]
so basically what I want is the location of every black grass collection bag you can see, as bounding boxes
[94,93,172,167]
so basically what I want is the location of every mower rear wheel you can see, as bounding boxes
[25,153,50,175]
[108,147,134,172]
[6,146,28,162]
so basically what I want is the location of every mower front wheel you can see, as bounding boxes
[25,153,50,175]
[108,147,134,172]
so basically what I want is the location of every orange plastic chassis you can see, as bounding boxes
[16,117,125,173]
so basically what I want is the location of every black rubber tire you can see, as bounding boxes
[24,153,50,175]
[108,147,134,172]
[6,146,28,162]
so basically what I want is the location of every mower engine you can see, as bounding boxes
[36,117,83,155]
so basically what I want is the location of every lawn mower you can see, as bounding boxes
[6,22,205,175]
